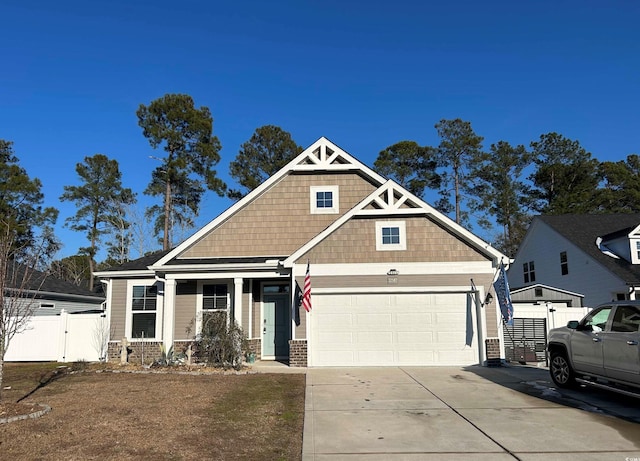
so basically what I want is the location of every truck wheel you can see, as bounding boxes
[550,351,576,388]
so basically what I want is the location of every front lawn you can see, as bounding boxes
[0,363,305,460]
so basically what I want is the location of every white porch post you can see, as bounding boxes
[234,277,243,326]
[163,279,176,351]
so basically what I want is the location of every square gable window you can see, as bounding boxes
[310,186,339,214]
[376,221,406,251]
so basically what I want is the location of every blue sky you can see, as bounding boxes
[2,0,639,259]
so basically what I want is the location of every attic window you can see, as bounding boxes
[534,288,543,297]
[310,186,339,214]
[376,221,406,251]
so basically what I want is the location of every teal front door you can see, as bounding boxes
[263,294,290,359]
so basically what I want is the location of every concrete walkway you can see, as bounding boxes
[303,366,640,460]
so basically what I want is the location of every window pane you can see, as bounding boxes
[316,191,333,208]
[382,227,400,244]
[133,286,145,298]
[132,299,145,311]
[145,286,157,297]
[203,298,215,310]
[611,306,640,332]
[132,313,156,338]
[144,298,157,311]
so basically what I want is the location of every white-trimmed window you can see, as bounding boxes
[376,221,407,251]
[199,283,230,334]
[39,302,55,309]
[125,279,162,341]
[130,284,158,339]
[310,186,339,214]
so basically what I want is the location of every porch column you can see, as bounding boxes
[234,278,243,327]
[163,278,176,351]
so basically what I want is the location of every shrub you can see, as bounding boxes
[194,313,248,370]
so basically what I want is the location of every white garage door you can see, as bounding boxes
[310,292,479,366]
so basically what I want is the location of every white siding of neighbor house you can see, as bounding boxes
[510,220,627,307]
[1,296,103,317]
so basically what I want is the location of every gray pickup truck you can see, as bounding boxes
[547,301,640,396]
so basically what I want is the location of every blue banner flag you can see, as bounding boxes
[493,263,514,325]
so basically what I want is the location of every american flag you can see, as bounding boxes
[302,261,312,312]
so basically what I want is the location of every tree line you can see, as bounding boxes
[2,94,639,292]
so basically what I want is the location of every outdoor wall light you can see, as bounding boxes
[484,293,494,305]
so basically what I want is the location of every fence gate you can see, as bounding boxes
[504,318,548,365]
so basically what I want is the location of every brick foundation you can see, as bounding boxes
[288,339,307,367]
[107,340,163,365]
[247,338,262,361]
[485,337,502,367]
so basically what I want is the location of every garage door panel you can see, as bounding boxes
[310,292,479,367]
[317,331,353,344]
[316,313,352,329]
[355,313,392,326]
[397,331,434,345]
[398,350,435,364]
[396,313,432,325]
[358,350,395,364]
[356,331,393,344]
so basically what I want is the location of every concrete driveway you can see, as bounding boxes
[303,365,640,460]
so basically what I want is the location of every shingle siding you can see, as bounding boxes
[179,172,377,258]
[299,216,487,264]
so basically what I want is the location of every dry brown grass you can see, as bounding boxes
[0,363,305,460]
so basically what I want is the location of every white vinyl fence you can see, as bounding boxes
[512,303,591,331]
[4,310,107,362]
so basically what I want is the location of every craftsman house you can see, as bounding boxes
[509,214,640,307]
[95,137,507,367]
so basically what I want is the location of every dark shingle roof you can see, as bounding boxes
[99,250,172,272]
[7,264,103,300]
[538,214,640,285]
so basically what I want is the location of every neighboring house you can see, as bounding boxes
[4,265,105,316]
[509,214,640,307]
[95,137,507,367]
[4,266,106,362]
[509,283,584,308]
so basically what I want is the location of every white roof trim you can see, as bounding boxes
[283,180,507,267]
[154,137,387,267]
[509,283,584,298]
[94,270,155,278]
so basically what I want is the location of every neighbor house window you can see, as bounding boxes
[376,221,406,251]
[560,251,569,275]
[636,241,640,260]
[131,285,157,339]
[201,284,229,334]
[310,186,339,214]
[39,302,55,309]
[523,261,536,283]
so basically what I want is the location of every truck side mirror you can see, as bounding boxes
[567,320,579,329]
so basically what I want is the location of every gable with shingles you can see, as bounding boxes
[178,171,378,259]
[298,216,489,264]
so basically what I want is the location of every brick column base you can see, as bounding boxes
[485,338,502,367]
[288,340,307,367]
[247,338,262,361]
